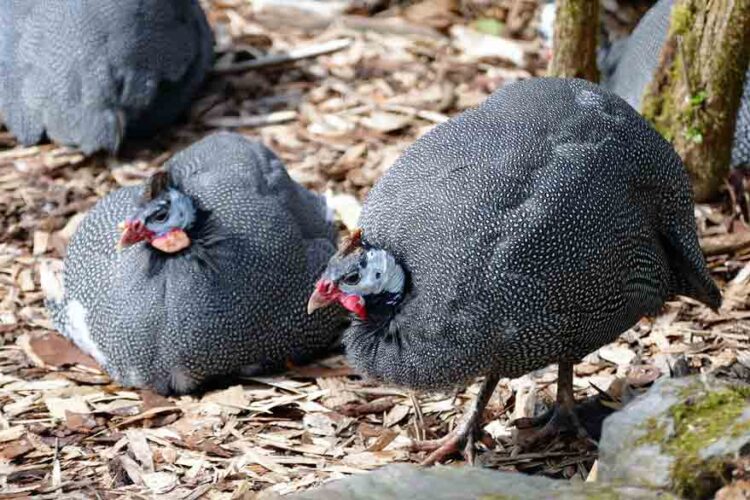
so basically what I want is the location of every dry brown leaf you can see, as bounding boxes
[142,471,178,494]
[360,111,413,133]
[308,114,356,138]
[140,389,175,411]
[383,404,411,428]
[597,344,636,367]
[303,413,337,437]
[126,429,154,473]
[342,450,406,469]
[23,332,100,370]
[64,410,99,433]
[44,395,90,420]
[0,436,35,460]
[450,25,527,66]
[32,231,49,256]
[0,426,25,443]
[5,378,72,392]
[366,428,398,452]
[625,365,661,387]
[201,385,250,414]
[403,0,460,30]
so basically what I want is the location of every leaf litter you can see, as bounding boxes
[0,0,748,497]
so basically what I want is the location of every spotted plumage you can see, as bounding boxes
[312,78,720,393]
[603,0,749,168]
[0,0,213,154]
[47,132,344,395]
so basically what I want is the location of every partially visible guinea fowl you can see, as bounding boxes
[603,0,750,168]
[308,78,720,464]
[0,0,213,154]
[46,132,343,395]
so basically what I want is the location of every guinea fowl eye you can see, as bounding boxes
[343,272,361,286]
[151,208,169,223]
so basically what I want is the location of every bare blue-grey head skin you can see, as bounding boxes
[602,0,749,168]
[47,132,345,395]
[309,76,720,396]
[0,0,214,154]
[117,174,197,252]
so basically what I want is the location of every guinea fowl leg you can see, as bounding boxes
[512,360,590,448]
[412,373,500,466]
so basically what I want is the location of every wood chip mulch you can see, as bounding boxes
[1,0,748,498]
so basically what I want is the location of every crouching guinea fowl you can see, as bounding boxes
[308,78,721,464]
[47,132,344,395]
[0,0,213,154]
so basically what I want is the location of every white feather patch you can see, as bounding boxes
[65,300,106,365]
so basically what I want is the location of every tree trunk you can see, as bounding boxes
[641,0,750,202]
[550,0,600,82]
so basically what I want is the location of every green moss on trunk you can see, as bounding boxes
[549,0,599,82]
[641,0,750,202]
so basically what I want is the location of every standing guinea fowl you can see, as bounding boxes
[603,0,750,168]
[307,78,721,464]
[46,132,344,395]
[0,0,213,154]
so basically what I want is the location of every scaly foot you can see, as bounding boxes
[411,373,500,466]
[512,401,590,449]
[511,360,593,449]
[411,420,478,465]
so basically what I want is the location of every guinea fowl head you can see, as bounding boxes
[308,229,405,321]
[118,171,196,253]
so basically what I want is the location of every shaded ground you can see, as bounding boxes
[1,0,748,497]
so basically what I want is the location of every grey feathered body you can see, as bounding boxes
[604,0,749,168]
[0,0,213,154]
[346,78,720,391]
[47,133,343,394]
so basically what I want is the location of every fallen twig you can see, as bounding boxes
[203,110,298,129]
[338,396,398,416]
[213,38,352,75]
[381,104,450,124]
[700,231,750,256]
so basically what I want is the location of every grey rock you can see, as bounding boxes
[599,375,750,497]
[275,464,674,499]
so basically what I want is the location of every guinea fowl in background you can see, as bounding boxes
[0,0,213,155]
[308,78,720,464]
[602,0,750,169]
[46,132,344,395]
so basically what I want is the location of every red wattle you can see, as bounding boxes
[340,293,367,320]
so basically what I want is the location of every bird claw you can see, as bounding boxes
[512,403,592,450]
[412,425,477,466]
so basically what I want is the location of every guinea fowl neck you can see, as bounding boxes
[360,290,403,325]
[145,207,226,276]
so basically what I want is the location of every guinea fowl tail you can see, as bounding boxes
[660,232,722,311]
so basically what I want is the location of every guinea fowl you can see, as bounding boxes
[308,78,721,464]
[603,0,750,168]
[0,0,213,154]
[47,132,344,395]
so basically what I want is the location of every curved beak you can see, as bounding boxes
[117,220,152,250]
[307,280,336,315]
[307,290,333,315]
